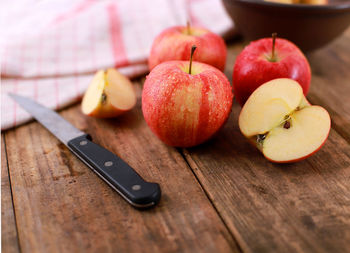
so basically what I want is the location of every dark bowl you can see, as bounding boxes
[222,0,350,51]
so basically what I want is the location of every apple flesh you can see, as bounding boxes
[148,26,227,71]
[82,68,136,118]
[233,36,311,106]
[142,61,233,147]
[239,78,330,163]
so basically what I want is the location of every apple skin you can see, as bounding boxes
[148,26,227,71]
[142,61,233,147]
[233,37,311,106]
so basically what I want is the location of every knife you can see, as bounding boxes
[9,93,161,209]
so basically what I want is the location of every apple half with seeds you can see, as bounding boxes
[239,78,331,163]
[82,68,136,118]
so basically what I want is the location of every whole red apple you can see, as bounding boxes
[233,34,311,106]
[143,47,233,147]
[148,25,227,71]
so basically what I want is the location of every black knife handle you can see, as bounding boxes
[68,134,161,209]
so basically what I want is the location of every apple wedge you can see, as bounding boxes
[82,68,136,118]
[239,78,331,163]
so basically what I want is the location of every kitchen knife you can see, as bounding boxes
[9,93,161,209]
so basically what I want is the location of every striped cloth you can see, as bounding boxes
[1,0,234,130]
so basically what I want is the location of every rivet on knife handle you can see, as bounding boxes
[68,134,161,209]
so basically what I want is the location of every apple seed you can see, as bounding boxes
[283,121,291,129]
[101,92,107,105]
[257,134,266,144]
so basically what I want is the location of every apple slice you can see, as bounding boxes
[239,78,331,163]
[82,68,136,118]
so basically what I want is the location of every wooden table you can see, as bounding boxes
[2,28,350,253]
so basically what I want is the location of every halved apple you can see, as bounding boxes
[82,68,136,118]
[239,78,331,163]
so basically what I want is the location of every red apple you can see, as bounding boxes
[143,46,233,147]
[233,34,311,106]
[239,78,330,163]
[148,24,227,71]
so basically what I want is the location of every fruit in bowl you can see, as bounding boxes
[82,68,136,118]
[222,0,350,52]
[239,78,331,163]
[233,33,311,106]
[148,23,227,71]
[143,46,233,147]
[264,0,328,4]
[264,0,299,4]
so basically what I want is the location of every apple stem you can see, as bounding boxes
[189,45,197,75]
[270,33,277,62]
[187,21,191,35]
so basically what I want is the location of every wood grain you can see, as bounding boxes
[183,106,350,253]
[181,28,350,253]
[307,28,350,143]
[1,135,20,253]
[4,81,240,253]
[3,26,350,253]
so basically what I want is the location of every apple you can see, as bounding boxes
[82,68,136,118]
[239,78,331,163]
[264,0,327,4]
[300,0,328,4]
[233,33,311,106]
[148,23,227,71]
[265,0,328,4]
[142,46,233,147]
[264,0,298,4]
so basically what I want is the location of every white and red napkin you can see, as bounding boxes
[1,0,234,130]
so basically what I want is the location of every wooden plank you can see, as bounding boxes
[184,107,350,253]
[1,134,20,253]
[307,28,350,143]
[4,81,240,253]
[182,29,350,253]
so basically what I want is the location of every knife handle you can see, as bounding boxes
[67,135,161,209]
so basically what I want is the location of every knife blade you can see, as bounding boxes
[9,93,161,209]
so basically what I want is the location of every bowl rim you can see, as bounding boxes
[224,0,350,11]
